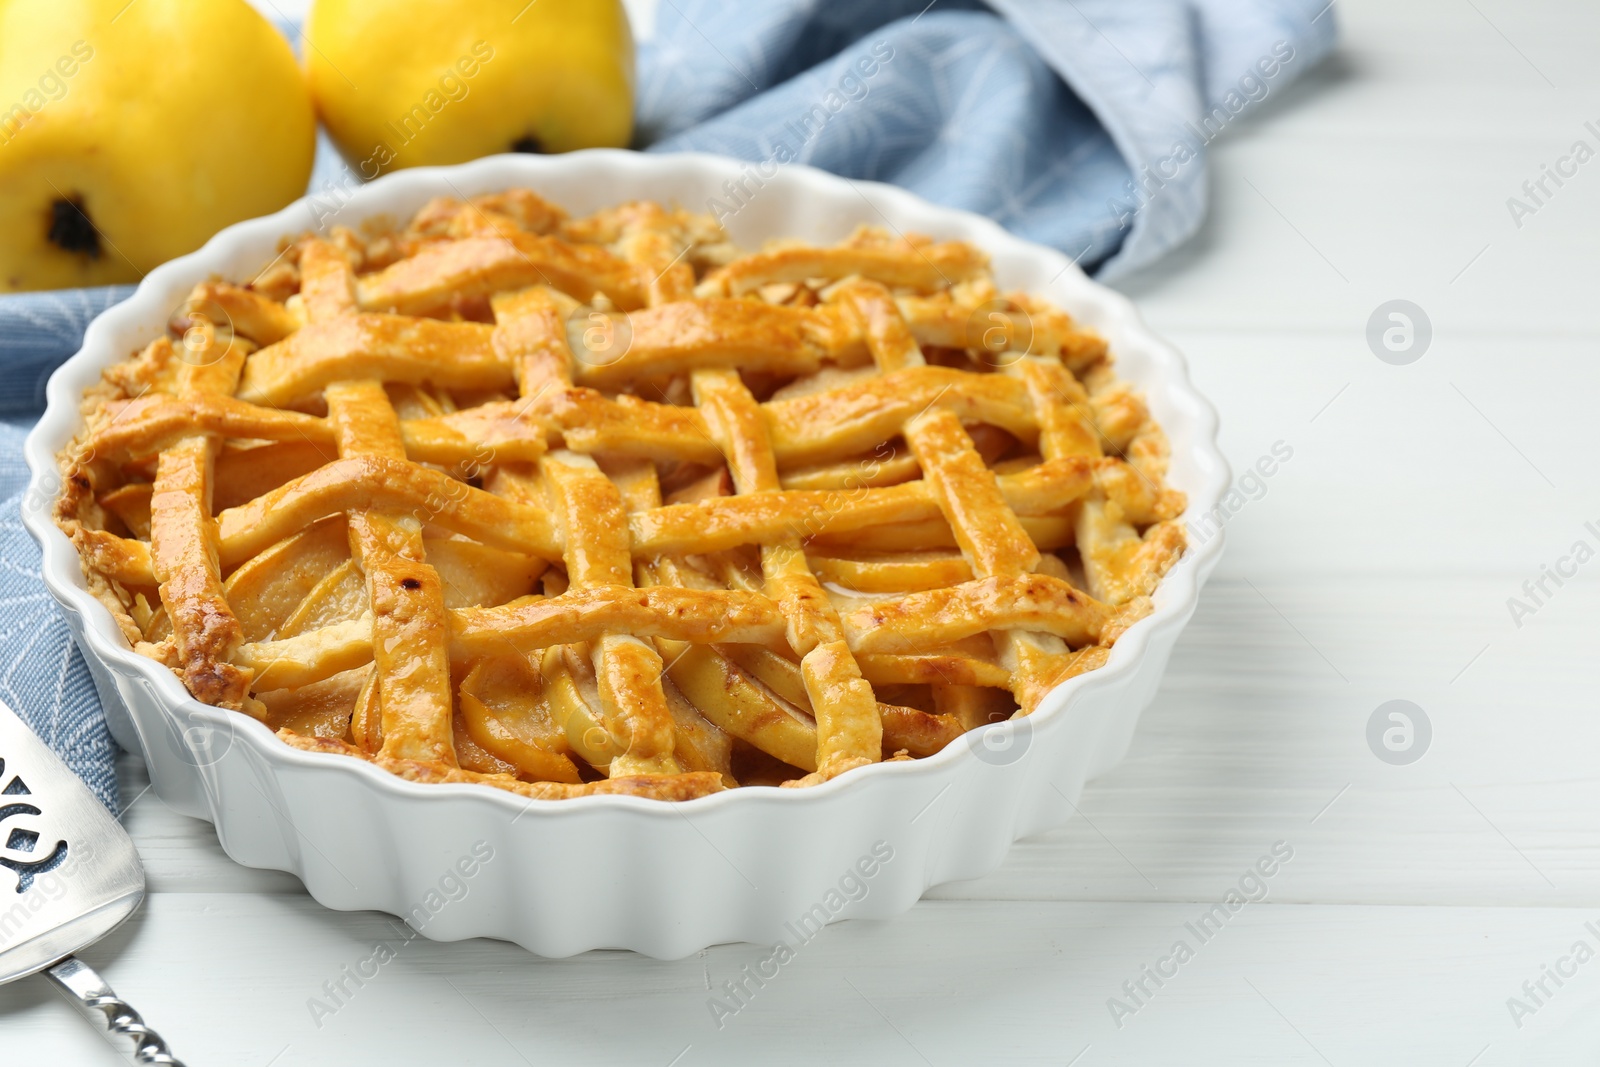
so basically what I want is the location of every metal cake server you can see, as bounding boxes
[0,697,183,1065]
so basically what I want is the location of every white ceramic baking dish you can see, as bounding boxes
[22,150,1228,958]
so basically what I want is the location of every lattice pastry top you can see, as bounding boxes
[56,187,1186,802]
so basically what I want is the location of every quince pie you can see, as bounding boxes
[55,187,1185,801]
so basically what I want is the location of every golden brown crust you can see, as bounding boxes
[56,186,1185,801]
[146,327,254,708]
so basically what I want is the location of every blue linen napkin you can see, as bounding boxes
[0,423,118,808]
[0,0,1336,805]
[639,0,1337,277]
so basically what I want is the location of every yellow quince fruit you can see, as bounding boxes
[0,0,316,292]
[306,0,633,177]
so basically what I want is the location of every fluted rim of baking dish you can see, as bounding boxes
[21,149,1229,822]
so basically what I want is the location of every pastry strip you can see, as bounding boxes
[147,328,253,708]
[693,369,881,779]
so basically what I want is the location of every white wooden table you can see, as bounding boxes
[8,0,1600,1062]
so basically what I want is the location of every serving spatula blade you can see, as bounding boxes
[0,696,183,1064]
